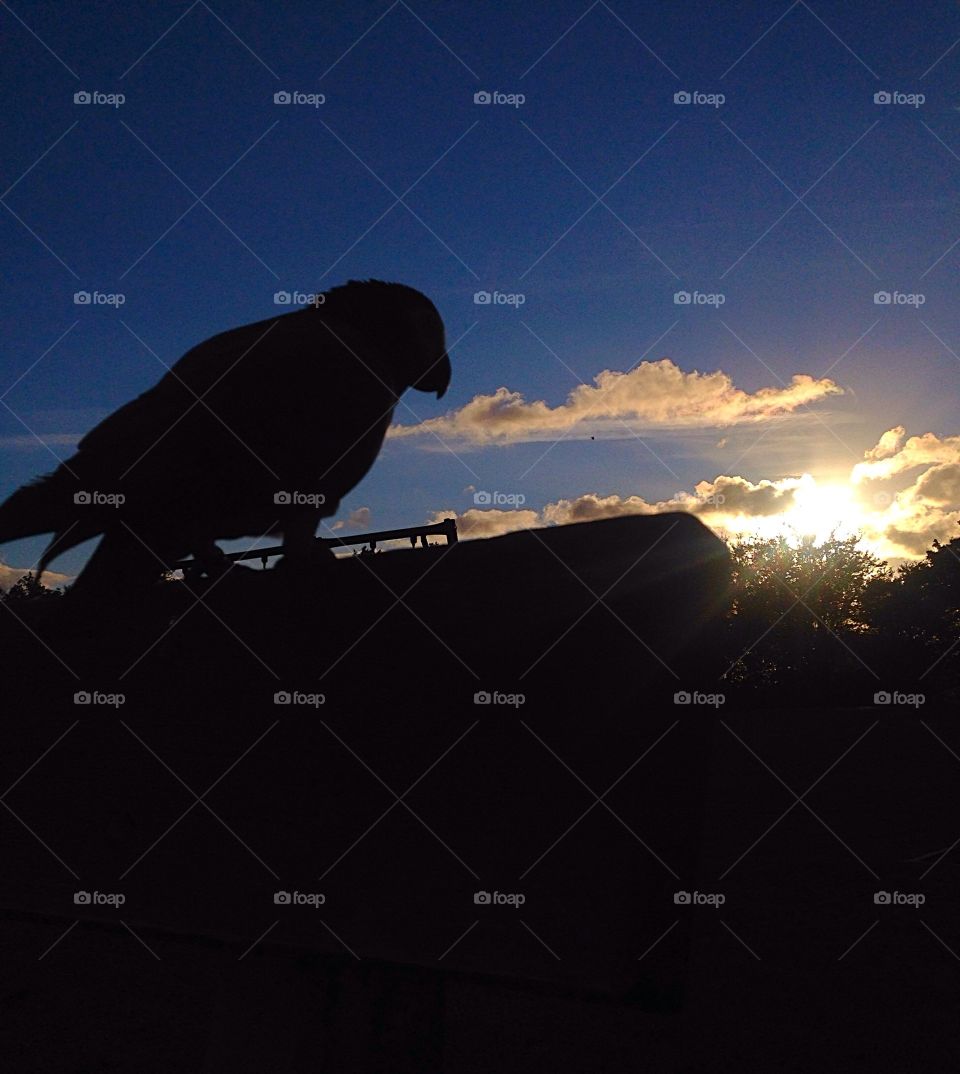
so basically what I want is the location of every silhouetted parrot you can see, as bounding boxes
[0,280,450,594]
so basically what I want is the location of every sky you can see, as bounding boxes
[2,0,960,584]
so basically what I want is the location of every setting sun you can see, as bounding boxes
[782,478,864,544]
[714,474,872,549]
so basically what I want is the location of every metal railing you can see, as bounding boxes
[174,517,458,575]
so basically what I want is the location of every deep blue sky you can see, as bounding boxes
[2,1,959,575]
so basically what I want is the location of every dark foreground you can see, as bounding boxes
[1,515,956,1070]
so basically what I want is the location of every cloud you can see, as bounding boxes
[912,463,960,505]
[0,434,82,450]
[391,359,843,446]
[430,475,809,541]
[691,475,803,517]
[428,508,540,539]
[540,494,657,526]
[429,427,960,563]
[849,428,960,557]
[852,429,960,482]
[330,506,372,531]
[863,425,906,461]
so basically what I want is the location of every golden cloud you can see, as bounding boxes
[392,359,843,446]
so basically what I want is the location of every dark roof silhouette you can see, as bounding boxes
[0,280,450,593]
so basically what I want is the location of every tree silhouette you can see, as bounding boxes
[724,531,892,698]
[2,571,64,604]
[862,528,960,693]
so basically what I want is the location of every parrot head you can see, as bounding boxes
[321,279,451,399]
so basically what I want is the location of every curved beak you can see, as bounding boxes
[412,352,451,399]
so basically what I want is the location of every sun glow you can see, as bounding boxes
[718,474,876,549]
[782,478,864,544]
